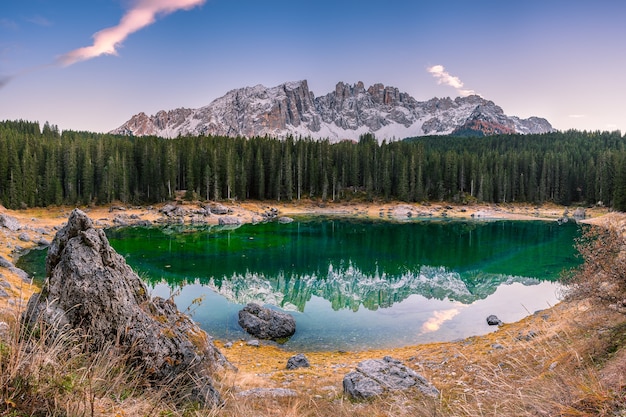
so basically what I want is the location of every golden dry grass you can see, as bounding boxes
[0,201,623,416]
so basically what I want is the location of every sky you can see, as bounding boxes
[1,0,625,134]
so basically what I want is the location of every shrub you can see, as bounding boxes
[563,222,626,314]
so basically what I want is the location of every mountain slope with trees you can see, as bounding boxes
[1,120,625,210]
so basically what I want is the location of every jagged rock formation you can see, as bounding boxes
[22,209,229,406]
[343,356,439,400]
[238,302,296,340]
[111,80,553,142]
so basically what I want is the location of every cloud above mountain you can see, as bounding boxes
[57,0,206,66]
[427,65,476,97]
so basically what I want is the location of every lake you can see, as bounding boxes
[20,217,581,351]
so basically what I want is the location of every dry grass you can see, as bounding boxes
[0,308,207,416]
[9,298,625,416]
[0,202,624,416]
[207,300,626,417]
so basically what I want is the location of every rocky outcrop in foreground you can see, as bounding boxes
[22,209,229,406]
[343,356,439,400]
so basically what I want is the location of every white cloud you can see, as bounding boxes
[57,0,206,66]
[568,114,586,119]
[427,64,476,97]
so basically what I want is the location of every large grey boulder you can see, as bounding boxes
[23,209,229,406]
[343,356,439,400]
[238,302,296,340]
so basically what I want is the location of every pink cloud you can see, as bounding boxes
[58,0,206,66]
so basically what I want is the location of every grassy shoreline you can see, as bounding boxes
[1,200,624,416]
[0,199,609,316]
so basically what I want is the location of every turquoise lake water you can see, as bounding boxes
[20,218,581,350]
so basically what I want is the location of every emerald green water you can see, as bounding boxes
[20,218,581,350]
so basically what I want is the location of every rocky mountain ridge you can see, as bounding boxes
[111,80,554,142]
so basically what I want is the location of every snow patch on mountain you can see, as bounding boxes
[111,80,554,142]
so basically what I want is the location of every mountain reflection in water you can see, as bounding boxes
[19,218,581,349]
[105,218,579,313]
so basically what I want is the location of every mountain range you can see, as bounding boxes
[111,80,554,141]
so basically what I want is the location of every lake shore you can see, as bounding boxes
[0,200,610,315]
[1,200,625,415]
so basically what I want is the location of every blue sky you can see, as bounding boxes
[1,0,625,134]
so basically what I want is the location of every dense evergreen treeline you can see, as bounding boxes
[1,119,626,210]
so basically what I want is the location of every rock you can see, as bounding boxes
[208,203,230,215]
[0,255,12,269]
[277,216,294,224]
[18,233,30,242]
[238,302,296,341]
[172,206,187,217]
[15,267,30,282]
[262,207,279,220]
[237,388,297,398]
[486,315,503,326]
[246,339,260,347]
[22,209,229,406]
[343,356,439,400]
[113,215,129,226]
[286,353,310,370]
[134,220,152,227]
[218,216,241,226]
[0,287,9,298]
[572,207,586,220]
[224,342,233,348]
[37,238,51,247]
[0,214,21,231]
[159,204,177,215]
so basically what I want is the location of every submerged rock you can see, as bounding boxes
[238,302,296,340]
[343,356,439,400]
[22,209,229,406]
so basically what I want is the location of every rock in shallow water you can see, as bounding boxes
[486,314,503,326]
[238,302,296,341]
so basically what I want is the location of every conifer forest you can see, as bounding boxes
[1,120,625,211]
